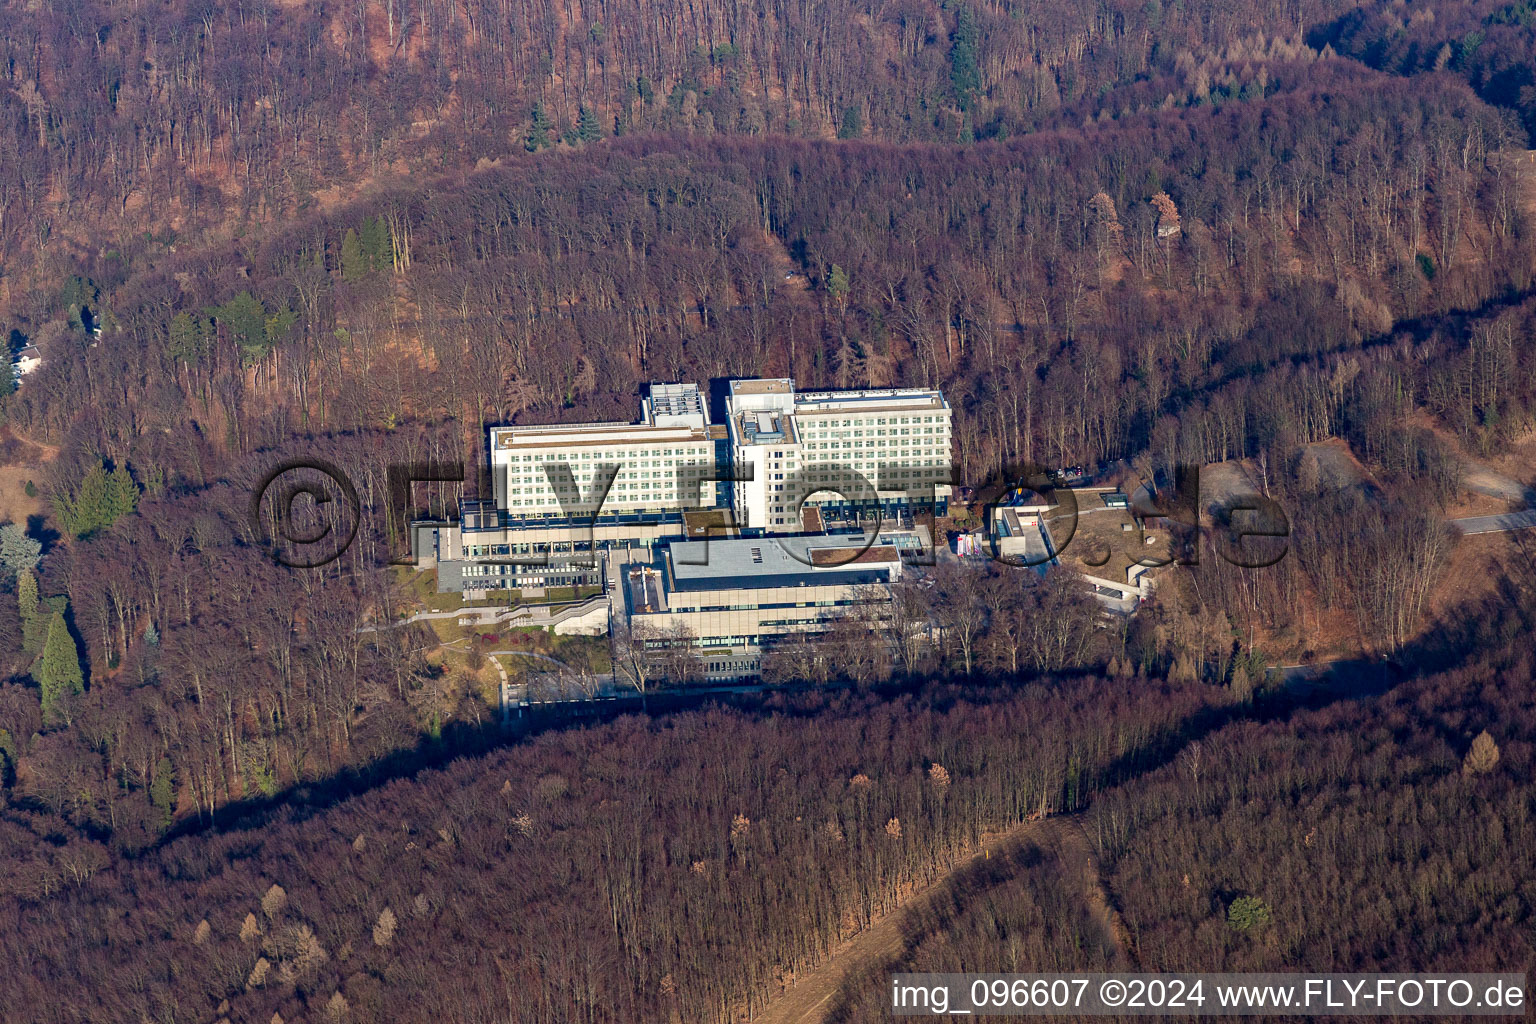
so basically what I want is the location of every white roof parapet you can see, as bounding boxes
[643,382,709,428]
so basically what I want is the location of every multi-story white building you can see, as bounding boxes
[412,379,953,594]
[725,378,952,532]
[490,382,721,517]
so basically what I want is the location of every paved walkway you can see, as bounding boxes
[1451,509,1536,535]
[364,595,608,631]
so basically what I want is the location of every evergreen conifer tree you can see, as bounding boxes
[361,216,391,273]
[17,568,37,622]
[577,105,603,142]
[36,612,84,727]
[525,104,554,151]
[106,464,139,522]
[341,227,367,282]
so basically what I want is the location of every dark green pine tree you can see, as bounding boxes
[577,105,604,143]
[361,215,392,273]
[55,460,111,538]
[214,290,271,365]
[149,756,175,828]
[340,227,368,282]
[167,311,208,367]
[106,463,139,523]
[525,104,554,151]
[950,6,981,111]
[838,105,864,139]
[36,612,84,727]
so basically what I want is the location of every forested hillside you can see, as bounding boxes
[11,74,1532,462]
[0,678,1218,1023]
[5,580,1534,1024]
[0,0,1533,890]
[1,0,1535,1018]
[1312,0,1536,141]
[0,0,1407,284]
[825,580,1536,1022]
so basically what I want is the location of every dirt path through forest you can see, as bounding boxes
[749,815,1129,1024]
[1049,817,1135,970]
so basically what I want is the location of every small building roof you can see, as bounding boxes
[664,531,913,591]
[728,378,794,396]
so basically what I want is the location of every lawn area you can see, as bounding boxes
[534,584,605,603]
[490,632,613,679]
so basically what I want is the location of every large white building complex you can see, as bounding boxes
[412,378,951,599]
[724,379,952,530]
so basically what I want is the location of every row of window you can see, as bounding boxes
[507,467,711,482]
[459,576,593,589]
[803,426,945,440]
[505,497,696,508]
[771,472,946,487]
[703,660,759,675]
[461,564,598,582]
[503,447,710,463]
[807,439,944,449]
[508,480,693,495]
[799,414,945,428]
[464,544,602,556]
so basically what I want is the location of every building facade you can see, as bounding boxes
[490,382,720,518]
[724,379,952,532]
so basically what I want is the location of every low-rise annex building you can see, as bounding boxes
[623,528,929,679]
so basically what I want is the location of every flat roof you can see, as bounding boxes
[644,382,708,427]
[683,508,740,538]
[729,378,794,396]
[665,531,914,590]
[733,409,798,447]
[794,388,949,412]
[793,401,948,418]
[628,567,666,613]
[647,381,704,412]
[809,546,899,566]
[492,425,709,450]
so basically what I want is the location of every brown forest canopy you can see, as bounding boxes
[0,678,1218,1023]
[827,595,1536,1021]
[0,2,1534,1020]
[8,66,1533,476]
[0,1,1532,871]
[3,596,1535,1024]
[2,0,1532,285]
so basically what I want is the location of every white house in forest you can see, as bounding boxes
[11,345,41,383]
